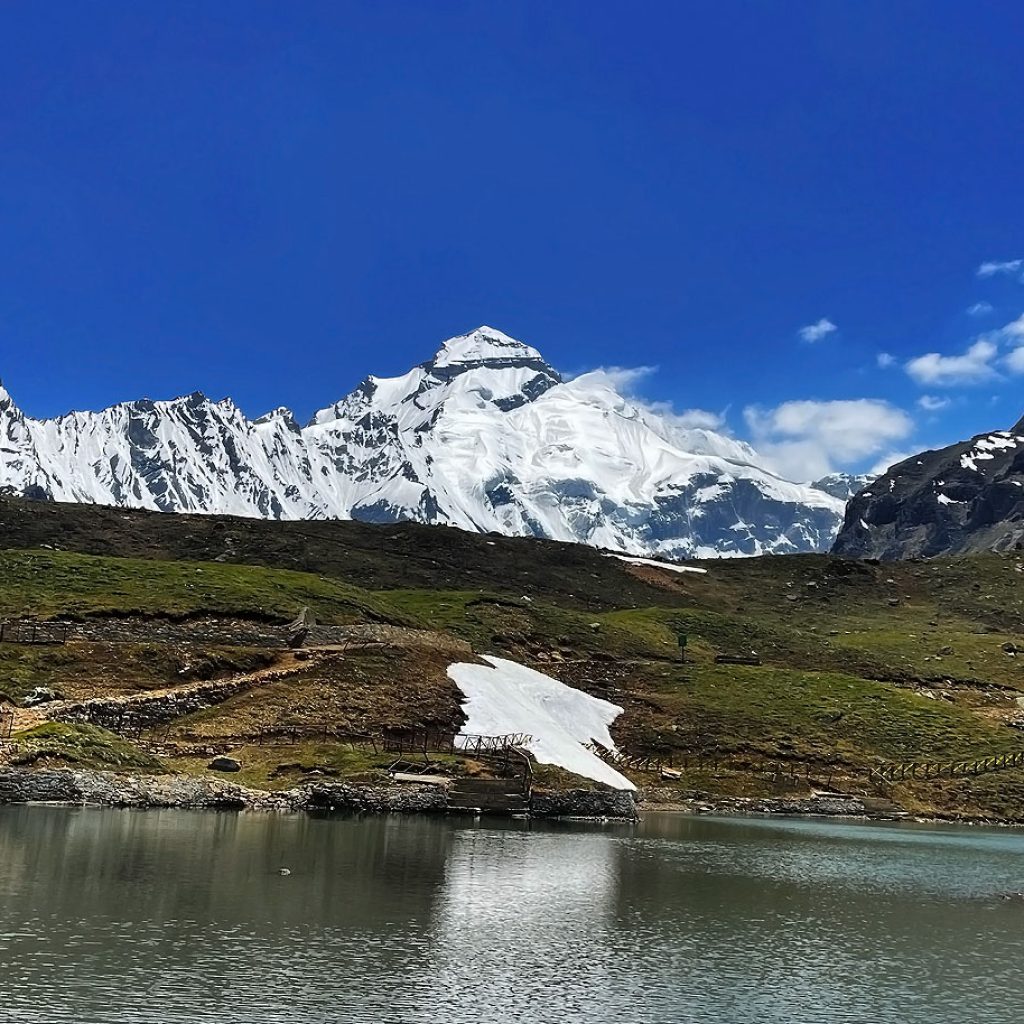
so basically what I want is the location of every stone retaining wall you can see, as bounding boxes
[51,663,312,734]
[0,769,447,814]
[530,787,639,820]
[0,769,630,819]
[304,623,472,653]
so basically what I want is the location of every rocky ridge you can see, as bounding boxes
[833,421,1024,559]
[1,327,846,558]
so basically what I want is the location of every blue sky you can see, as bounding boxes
[1,2,1022,480]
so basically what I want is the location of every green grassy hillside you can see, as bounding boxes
[2,497,1024,819]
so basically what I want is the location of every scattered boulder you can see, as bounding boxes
[208,756,242,773]
[21,687,59,707]
[287,606,315,648]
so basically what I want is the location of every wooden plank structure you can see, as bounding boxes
[0,707,13,744]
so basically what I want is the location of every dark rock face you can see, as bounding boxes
[645,476,842,556]
[812,473,875,502]
[832,426,1024,559]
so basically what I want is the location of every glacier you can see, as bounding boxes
[0,326,847,558]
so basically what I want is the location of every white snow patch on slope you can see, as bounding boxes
[609,554,708,574]
[448,655,635,790]
[961,433,1024,472]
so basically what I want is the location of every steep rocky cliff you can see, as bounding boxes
[832,423,1024,558]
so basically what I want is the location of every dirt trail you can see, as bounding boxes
[25,651,318,734]
[7,624,469,737]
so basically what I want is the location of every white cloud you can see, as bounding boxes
[572,365,657,390]
[1004,347,1024,375]
[998,312,1024,342]
[644,402,726,431]
[743,398,914,481]
[876,352,896,368]
[574,365,727,433]
[967,301,994,317]
[990,314,1024,374]
[904,339,998,386]
[869,450,915,475]
[977,259,1023,279]
[798,318,838,343]
[917,394,951,412]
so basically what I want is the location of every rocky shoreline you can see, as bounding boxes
[669,794,875,819]
[4,769,1015,827]
[646,792,1024,828]
[0,768,639,820]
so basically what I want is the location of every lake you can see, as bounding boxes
[1,807,1022,1023]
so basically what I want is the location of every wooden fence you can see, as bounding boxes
[588,739,1024,788]
[0,620,70,645]
[156,725,534,759]
[869,750,1024,782]
[585,741,673,774]
[453,733,532,755]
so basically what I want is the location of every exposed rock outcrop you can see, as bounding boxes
[833,425,1024,559]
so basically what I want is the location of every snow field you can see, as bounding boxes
[448,655,635,791]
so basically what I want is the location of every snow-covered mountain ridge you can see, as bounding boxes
[0,326,849,557]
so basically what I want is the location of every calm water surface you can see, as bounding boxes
[1,807,1022,1023]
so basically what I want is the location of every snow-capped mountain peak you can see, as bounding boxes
[0,327,848,556]
[432,325,546,368]
[311,326,560,430]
